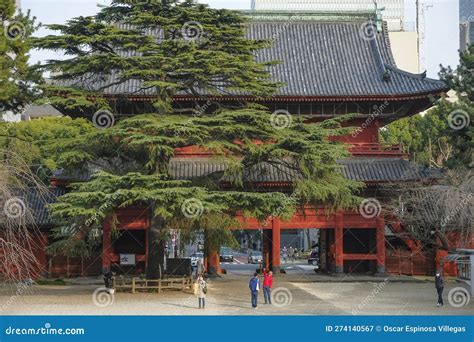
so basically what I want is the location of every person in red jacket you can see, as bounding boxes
[263,269,273,304]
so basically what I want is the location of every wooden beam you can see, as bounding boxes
[343,253,378,261]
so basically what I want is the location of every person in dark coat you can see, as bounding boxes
[249,272,260,309]
[435,272,444,307]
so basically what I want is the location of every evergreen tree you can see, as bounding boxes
[439,44,473,169]
[32,0,279,115]
[440,44,474,102]
[48,110,362,277]
[0,0,42,115]
[382,45,473,169]
[0,117,95,181]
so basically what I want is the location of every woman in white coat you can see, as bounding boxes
[195,275,207,309]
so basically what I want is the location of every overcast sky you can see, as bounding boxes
[22,0,460,79]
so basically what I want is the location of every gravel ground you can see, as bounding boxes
[0,274,472,315]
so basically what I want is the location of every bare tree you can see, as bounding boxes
[0,150,50,282]
[385,169,473,251]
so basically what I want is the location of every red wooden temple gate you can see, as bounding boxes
[23,11,455,279]
[101,207,387,275]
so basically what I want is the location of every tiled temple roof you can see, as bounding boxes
[51,157,441,184]
[246,20,446,97]
[55,14,447,99]
[7,187,66,226]
[33,158,440,227]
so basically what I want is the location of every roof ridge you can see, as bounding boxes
[384,64,446,85]
[242,9,377,22]
[380,21,396,66]
[368,20,390,82]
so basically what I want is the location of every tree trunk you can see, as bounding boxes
[203,230,219,277]
[146,210,166,279]
[434,226,451,252]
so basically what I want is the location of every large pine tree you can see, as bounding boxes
[33,1,363,277]
[33,0,279,114]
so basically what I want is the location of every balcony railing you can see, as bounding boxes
[349,143,405,157]
[174,143,406,158]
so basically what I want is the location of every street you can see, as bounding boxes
[220,250,317,277]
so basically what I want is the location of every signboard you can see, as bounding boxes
[120,254,136,265]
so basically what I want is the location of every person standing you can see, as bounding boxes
[196,275,207,309]
[263,269,273,304]
[435,272,444,307]
[249,272,260,309]
[288,246,294,263]
[195,257,204,279]
[281,246,288,264]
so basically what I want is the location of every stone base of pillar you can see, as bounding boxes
[335,265,344,274]
[272,266,281,274]
[376,265,386,275]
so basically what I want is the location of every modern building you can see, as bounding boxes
[460,0,474,50]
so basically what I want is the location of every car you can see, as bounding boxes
[190,252,204,267]
[248,253,263,264]
[308,250,319,267]
[219,247,234,262]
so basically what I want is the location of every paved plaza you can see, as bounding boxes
[1,272,472,315]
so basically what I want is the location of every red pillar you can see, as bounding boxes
[102,217,112,273]
[335,212,344,273]
[262,229,271,271]
[272,217,281,273]
[376,216,386,274]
